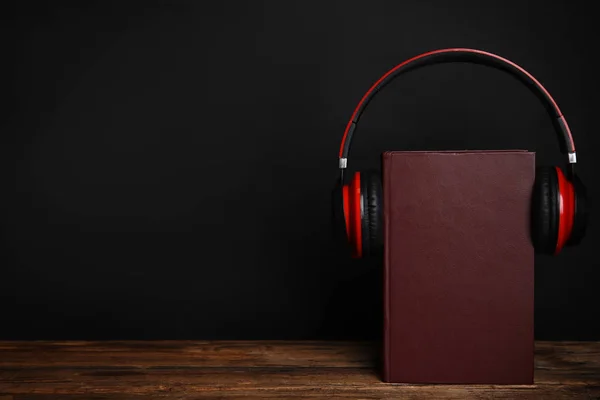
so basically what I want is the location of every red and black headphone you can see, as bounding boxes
[333,48,588,258]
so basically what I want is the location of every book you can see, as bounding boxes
[382,150,534,384]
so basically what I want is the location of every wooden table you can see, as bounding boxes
[0,341,598,399]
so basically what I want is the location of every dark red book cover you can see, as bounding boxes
[382,150,535,384]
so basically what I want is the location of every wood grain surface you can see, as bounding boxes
[0,341,598,399]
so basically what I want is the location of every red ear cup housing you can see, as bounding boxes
[344,172,364,258]
[566,173,589,246]
[332,181,353,253]
[554,167,575,253]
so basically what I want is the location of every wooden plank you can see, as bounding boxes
[0,366,597,386]
[3,385,599,400]
[0,367,598,393]
[0,341,374,368]
[0,341,598,371]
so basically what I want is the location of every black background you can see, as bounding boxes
[2,0,598,340]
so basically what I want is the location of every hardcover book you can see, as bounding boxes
[382,150,535,384]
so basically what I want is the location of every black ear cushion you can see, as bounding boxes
[531,167,559,254]
[567,174,589,246]
[360,171,383,257]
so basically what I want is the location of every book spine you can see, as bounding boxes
[382,152,391,382]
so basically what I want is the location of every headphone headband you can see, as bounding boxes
[338,48,576,171]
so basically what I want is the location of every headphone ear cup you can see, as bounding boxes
[531,167,559,254]
[360,171,383,257]
[567,174,589,246]
[331,181,351,251]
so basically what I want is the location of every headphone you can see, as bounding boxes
[333,48,588,258]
